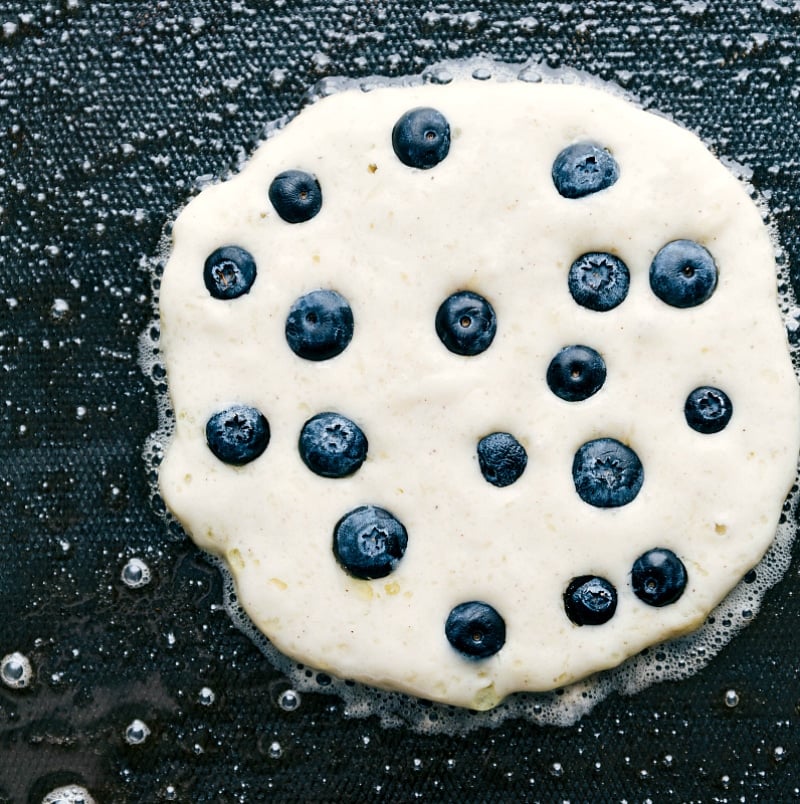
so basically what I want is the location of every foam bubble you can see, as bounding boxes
[121,557,152,589]
[1,651,33,689]
[41,786,95,804]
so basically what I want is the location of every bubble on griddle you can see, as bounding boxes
[199,686,215,706]
[148,56,800,734]
[121,557,151,589]
[724,689,740,708]
[41,786,95,804]
[1,651,33,689]
[277,689,301,711]
[124,718,150,745]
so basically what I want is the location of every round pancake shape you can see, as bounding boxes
[158,79,800,710]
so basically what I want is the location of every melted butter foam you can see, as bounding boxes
[145,60,800,728]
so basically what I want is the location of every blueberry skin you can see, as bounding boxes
[392,107,451,169]
[552,142,619,199]
[206,404,270,465]
[568,252,630,311]
[572,437,644,508]
[684,386,733,434]
[268,169,322,223]
[333,505,408,580]
[649,239,718,308]
[203,245,257,300]
[547,345,607,402]
[445,601,506,659]
[477,432,527,487]
[435,291,497,356]
[564,576,618,626]
[631,548,688,607]
[285,289,354,361]
[299,412,368,478]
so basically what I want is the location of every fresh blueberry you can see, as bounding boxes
[333,505,408,580]
[299,412,368,478]
[206,404,270,465]
[568,252,630,311]
[649,239,718,308]
[572,438,644,508]
[445,601,506,659]
[684,386,733,434]
[546,345,606,402]
[564,576,617,625]
[285,289,354,361]
[392,107,451,169]
[477,432,527,487]
[203,245,257,300]
[268,169,323,223]
[435,291,497,356]
[631,548,688,607]
[552,142,619,199]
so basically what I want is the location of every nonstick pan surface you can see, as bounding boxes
[2,2,800,801]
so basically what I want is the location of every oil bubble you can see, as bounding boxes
[724,689,740,708]
[268,740,282,759]
[41,786,96,804]
[278,689,301,711]
[124,718,150,745]
[121,557,151,589]
[199,686,215,706]
[1,651,33,689]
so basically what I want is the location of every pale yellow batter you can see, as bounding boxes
[159,80,800,710]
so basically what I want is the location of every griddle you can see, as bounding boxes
[2,2,800,801]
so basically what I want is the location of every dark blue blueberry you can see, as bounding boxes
[333,505,408,580]
[568,252,630,311]
[285,289,354,361]
[203,246,257,300]
[547,345,606,402]
[268,169,323,223]
[552,142,619,199]
[564,576,617,625]
[572,438,644,508]
[435,291,497,356]
[392,107,451,169]
[206,404,270,465]
[631,548,688,607]
[299,412,368,478]
[477,432,527,487]
[684,386,733,434]
[649,239,718,308]
[445,601,506,659]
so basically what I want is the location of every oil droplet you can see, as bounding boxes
[41,786,96,804]
[198,686,215,706]
[1,652,33,689]
[774,745,786,762]
[550,762,564,778]
[278,689,301,711]
[724,689,740,708]
[268,740,282,759]
[124,718,150,745]
[121,557,151,588]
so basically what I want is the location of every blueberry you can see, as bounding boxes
[203,245,257,300]
[392,107,451,169]
[299,412,368,478]
[631,548,688,607]
[435,291,497,356]
[568,252,630,311]
[684,386,733,434]
[477,432,527,487]
[547,345,606,402]
[445,601,506,659]
[564,576,617,625]
[206,404,270,465]
[285,289,354,361]
[552,142,619,199]
[649,239,718,308]
[268,169,323,223]
[333,505,408,580]
[572,438,644,508]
